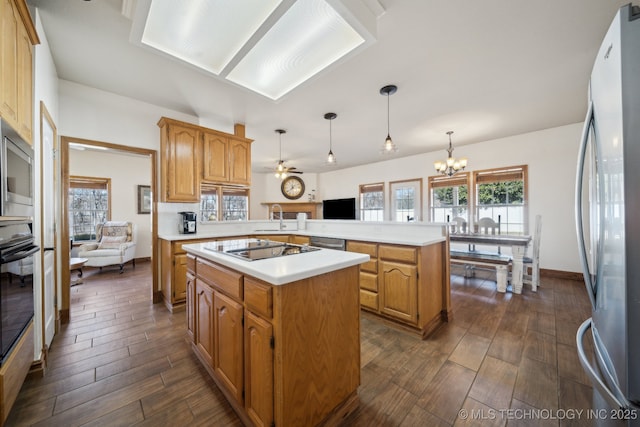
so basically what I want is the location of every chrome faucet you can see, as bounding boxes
[271,204,285,230]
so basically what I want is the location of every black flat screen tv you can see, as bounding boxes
[322,198,357,220]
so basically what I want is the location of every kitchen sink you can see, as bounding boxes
[205,239,320,261]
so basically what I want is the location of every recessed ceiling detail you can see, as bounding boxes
[133,0,376,100]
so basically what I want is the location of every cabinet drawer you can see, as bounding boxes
[360,289,378,311]
[379,245,417,264]
[360,271,378,292]
[186,254,196,273]
[347,241,377,257]
[360,259,378,274]
[244,278,273,319]
[197,258,243,300]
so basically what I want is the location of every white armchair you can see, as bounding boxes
[77,221,136,273]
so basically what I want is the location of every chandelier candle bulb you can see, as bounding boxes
[434,130,468,177]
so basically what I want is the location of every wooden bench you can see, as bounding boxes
[450,250,512,292]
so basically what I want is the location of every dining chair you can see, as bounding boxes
[451,216,467,234]
[522,214,542,291]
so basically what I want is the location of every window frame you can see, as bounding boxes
[68,175,112,242]
[389,178,422,222]
[358,182,385,222]
[200,183,250,222]
[427,172,471,223]
[472,165,529,235]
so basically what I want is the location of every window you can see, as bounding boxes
[428,173,470,223]
[474,165,528,234]
[201,184,249,221]
[69,176,111,241]
[359,182,384,221]
[390,179,422,222]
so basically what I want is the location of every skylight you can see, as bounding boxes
[134,0,375,100]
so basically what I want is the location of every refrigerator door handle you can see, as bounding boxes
[576,318,630,409]
[575,101,597,309]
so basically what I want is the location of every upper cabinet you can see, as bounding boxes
[0,0,38,145]
[158,117,253,203]
[159,118,201,202]
[202,124,251,186]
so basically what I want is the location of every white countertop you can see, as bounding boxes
[183,239,370,285]
[160,220,447,246]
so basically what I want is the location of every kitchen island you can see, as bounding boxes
[182,239,369,427]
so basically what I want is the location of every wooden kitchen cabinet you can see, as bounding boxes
[346,241,379,311]
[0,0,37,145]
[186,269,195,340]
[244,310,274,427]
[229,138,251,185]
[203,133,251,185]
[158,118,201,202]
[379,260,418,324]
[160,239,188,311]
[202,132,228,182]
[195,279,214,367]
[160,238,211,312]
[347,240,447,339]
[213,291,244,405]
[187,254,360,427]
[159,118,252,202]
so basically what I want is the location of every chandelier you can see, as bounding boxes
[434,131,467,177]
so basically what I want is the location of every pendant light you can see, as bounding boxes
[324,112,337,164]
[434,131,468,177]
[274,129,288,179]
[380,84,398,154]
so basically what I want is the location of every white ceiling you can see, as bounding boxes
[28,0,629,173]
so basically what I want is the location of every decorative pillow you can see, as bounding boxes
[98,235,127,249]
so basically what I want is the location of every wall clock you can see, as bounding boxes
[281,176,305,200]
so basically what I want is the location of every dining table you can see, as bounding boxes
[449,233,532,293]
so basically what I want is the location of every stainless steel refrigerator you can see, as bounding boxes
[575,3,640,426]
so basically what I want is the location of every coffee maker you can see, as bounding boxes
[178,211,197,234]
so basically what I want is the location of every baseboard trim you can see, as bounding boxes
[540,268,583,282]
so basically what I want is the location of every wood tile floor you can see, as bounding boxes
[6,262,594,426]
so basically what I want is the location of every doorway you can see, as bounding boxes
[59,136,158,323]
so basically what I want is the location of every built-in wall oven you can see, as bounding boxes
[0,218,38,366]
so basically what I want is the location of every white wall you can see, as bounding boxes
[250,173,319,219]
[69,149,152,258]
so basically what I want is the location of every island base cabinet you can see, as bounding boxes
[245,311,274,427]
[187,254,361,427]
[195,279,214,367]
[272,267,360,427]
[213,291,244,406]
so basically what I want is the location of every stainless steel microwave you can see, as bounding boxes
[2,135,34,214]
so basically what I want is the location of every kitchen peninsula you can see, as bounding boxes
[182,239,369,427]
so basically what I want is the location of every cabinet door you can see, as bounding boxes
[174,254,187,303]
[203,132,228,182]
[213,291,244,404]
[229,139,251,185]
[379,261,418,324]
[186,271,195,340]
[165,124,200,202]
[0,0,19,124]
[195,280,214,367]
[17,19,31,143]
[245,311,274,427]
